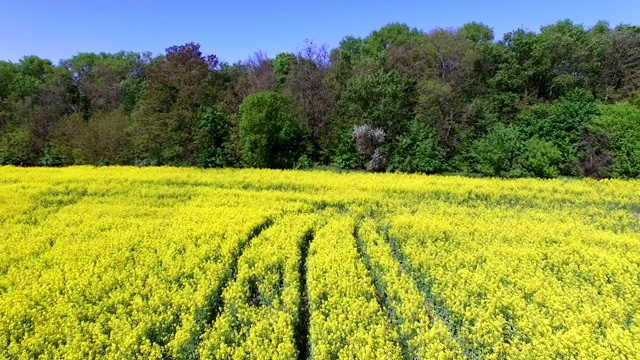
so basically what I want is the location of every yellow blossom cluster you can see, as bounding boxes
[0,165,639,358]
[306,215,403,359]
[0,167,284,358]
[388,200,640,359]
[357,219,464,359]
[198,213,318,359]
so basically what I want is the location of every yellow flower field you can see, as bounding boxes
[0,166,639,359]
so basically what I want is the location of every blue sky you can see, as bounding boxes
[3,0,640,65]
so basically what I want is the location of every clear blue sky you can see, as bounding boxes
[3,0,639,65]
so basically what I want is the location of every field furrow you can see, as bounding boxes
[356,218,465,360]
[1,166,639,358]
[307,215,403,359]
[198,213,316,359]
[0,179,281,358]
[388,202,640,359]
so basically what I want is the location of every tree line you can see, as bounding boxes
[2,19,640,178]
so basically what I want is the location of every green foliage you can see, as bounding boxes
[239,92,303,169]
[328,36,364,91]
[590,102,640,178]
[331,128,364,170]
[47,113,86,165]
[405,27,481,158]
[467,124,524,177]
[361,23,423,57]
[0,127,37,165]
[538,20,590,97]
[0,61,16,100]
[272,53,296,86]
[519,89,600,175]
[519,137,562,178]
[40,143,65,167]
[465,125,561,178]
[339,69,414,139]
[48,110,134,166]
[84,110,134,165]
[14,56,55,99]
[133,43,218,166]
[293,154,315,170]
[628,92,640,108]
[387,120,445,174]
[461,22,495,44]
[0,56,55,111]
[195,107,232,168]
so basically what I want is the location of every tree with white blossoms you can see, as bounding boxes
[353,124,387,171]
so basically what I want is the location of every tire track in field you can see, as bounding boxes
[354,222,412,360]
[381,226,477,360]
[171,217,274,358]
[296,230,314,360]
[209,217,274,324]
[0,186,88,276]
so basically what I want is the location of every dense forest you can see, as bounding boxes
[2,19,640,178]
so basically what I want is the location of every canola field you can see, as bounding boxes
[1,166,639,359]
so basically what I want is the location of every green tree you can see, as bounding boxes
[332,129,364,170]
[62,51,152,117]
[283,41,336,163]
[387,120,445,174]
[239,92,303,168]
[410,28,481,158]
[589,102,640,178]
[272,52,296,87]
[519,89,600,176]
[361,22,423,58]
[519,137,562,178]
[608,24,640,99]
[467,124,524,177]
[461,22,495,44]
[0,126,38,165]
[133,43,219,165]
[327,36,364,92]
[195,107,232,168]
[13,56,55,99]
[0,61,17,131]
[338,69,414,140]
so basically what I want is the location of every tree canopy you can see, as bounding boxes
[2,19,640,178]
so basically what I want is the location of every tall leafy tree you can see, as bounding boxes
[608,25,640,99]
[281,41,336,161]
[239,91,304,169]
[390,27,481,158]
[62,51,151,117]
[134,42,219,165]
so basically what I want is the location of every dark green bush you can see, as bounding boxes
[0,127,38,165]
[467,124,524,177]
[239,92,304,169]
[387,120,445,174]
[332,128,365,170]
[195,107,232,168]
[518,89,600,176]
[589,102,640,178]
[519,137,562,178]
